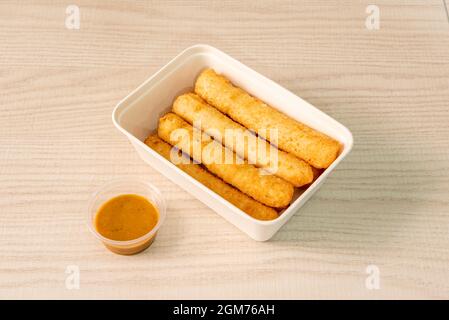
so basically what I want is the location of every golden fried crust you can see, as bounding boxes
[144,134,278,221]
[194,68,341,169]
[172,93,313,187]
[157,113,294,208]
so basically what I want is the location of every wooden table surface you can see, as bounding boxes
[1,0,449,299]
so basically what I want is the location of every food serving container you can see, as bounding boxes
[87,178,166,255]
[112,44,353,241]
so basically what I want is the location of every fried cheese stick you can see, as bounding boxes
[144,134,278,221]
[172,93,313,187]
[157,113,294,208]
[194,68,341,169]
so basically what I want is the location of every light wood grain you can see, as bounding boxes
[1,0,449,299]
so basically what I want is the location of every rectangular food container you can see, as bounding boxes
[112,44,353,241]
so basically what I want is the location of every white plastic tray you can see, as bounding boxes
[112,44,353,241]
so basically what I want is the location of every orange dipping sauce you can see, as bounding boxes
[94,194,159,254]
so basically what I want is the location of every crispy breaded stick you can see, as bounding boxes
[194,68,341,169]
[157,113,294,208]
[173,93,313,187]
[144,134,278,221]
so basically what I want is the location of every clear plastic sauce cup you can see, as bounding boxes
[87,179,166,255]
